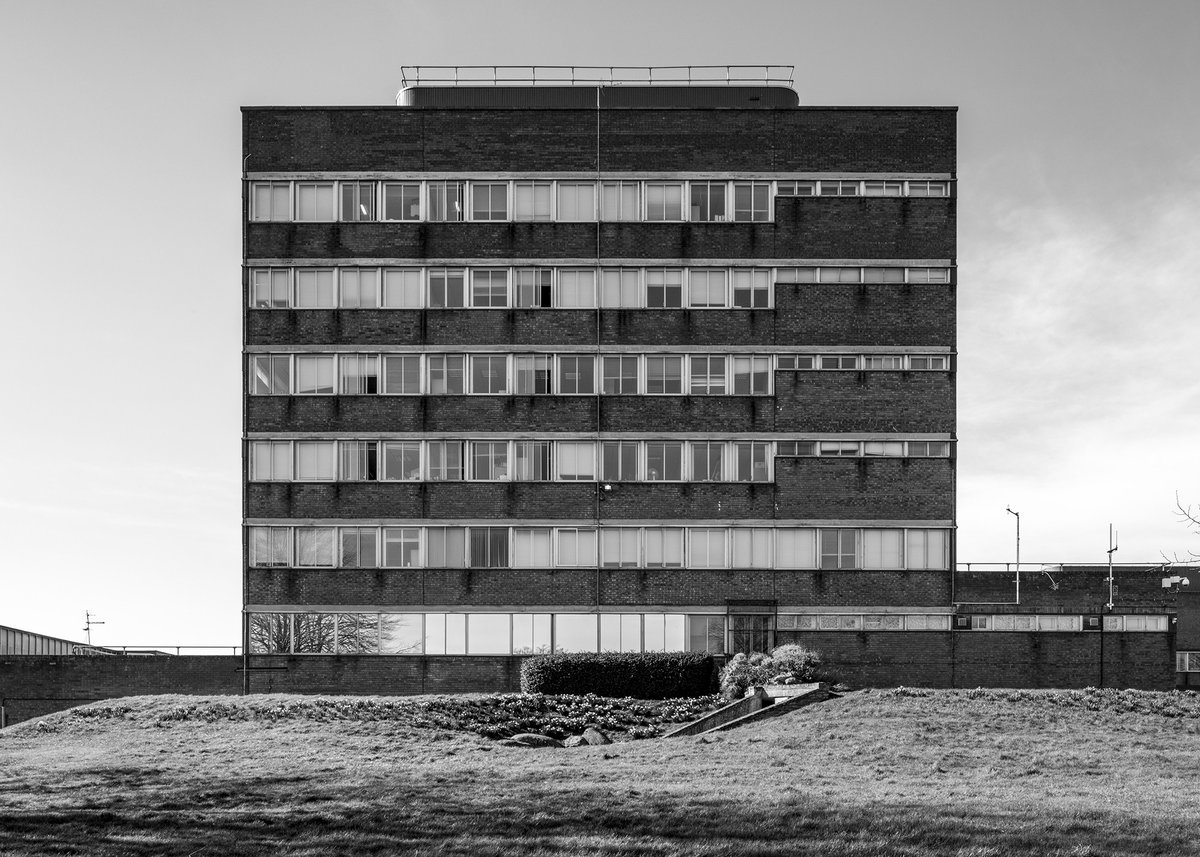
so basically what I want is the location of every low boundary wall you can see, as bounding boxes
[0,631,1177,727]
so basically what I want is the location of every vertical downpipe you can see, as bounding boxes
[241,149,251,695]
[594,85,603,618]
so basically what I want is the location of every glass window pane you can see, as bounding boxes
[297,528,334,566]
[557,182,596,221]
[513,528,552,567]
[296,269,336,307]
[554,614,598,653]
[427,441,463,480]
[382,269,423,307]
[515,268,553,308]
[428,269,466,308]
[468,614,511,654]
[645,528,684,566]
[427,527,467,567]
[295,356,335,394]
[776,528,816,568]
[512,614,553,655]
[293,614,336,653]
[646,442,682,481]
[383,183,420,221]
[381,614,423,653]
[383,527,421,567]
[557,442,595,481]
[295,441,335,480]
[558,269,596,308]
[600,269,640,307]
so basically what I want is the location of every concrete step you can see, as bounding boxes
[664,683,834,738]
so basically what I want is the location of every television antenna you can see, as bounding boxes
[83,610,105,645]
[1105,524,1118,610]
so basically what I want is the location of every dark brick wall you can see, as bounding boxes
[774,371,955,432]
[244,286,955,349]
[243,107,956,174]
[247,569,953,610]
[955,565,1189,613]
[245,200,955,263]
[1177,591,1200,649]
[779,631,1174,690]
[775,457,954,520]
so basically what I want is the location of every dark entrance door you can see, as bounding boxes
[728,614,774,654]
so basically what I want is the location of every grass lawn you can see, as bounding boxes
[2,687,1199,856]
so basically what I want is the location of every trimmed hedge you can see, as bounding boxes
[520,652,717,699]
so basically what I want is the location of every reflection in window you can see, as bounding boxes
[381,614,423,653]
[296,355,335,394]
[340,528,378,568]
[297,528,335,567]
[337,613,379,653]
[251,355,290,395]
[293,613,336,653]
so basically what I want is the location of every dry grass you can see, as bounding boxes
[2,688,1199,856]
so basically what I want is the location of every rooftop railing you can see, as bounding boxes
[399,65,795,92]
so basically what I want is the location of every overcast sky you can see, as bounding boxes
[2,0,1198,646]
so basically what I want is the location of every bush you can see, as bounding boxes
[718,645,833,699]
[520,652,717,699]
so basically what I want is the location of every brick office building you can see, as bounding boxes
[242,66,960,672]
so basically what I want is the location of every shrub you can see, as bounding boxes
[520,652,717,699]
[718,645,833,699]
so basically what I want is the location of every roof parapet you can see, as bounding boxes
[397,65,797,108]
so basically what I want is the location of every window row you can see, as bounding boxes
[960,614,1168,632]
[247,609,962,657]
[249,437,952,483]
[776,353,950,371]
[248,265,952,310]
[248,611,708,655]
[249,352,775,396]
[776,179,950,198]
[249,178,952,224]
[776,440,951,457]
[250,438,775,483]
[247,525,951,571]
[1177,652,1200,672]
[247,350,951,397]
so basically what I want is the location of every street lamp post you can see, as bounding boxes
[1006,507,1020,604]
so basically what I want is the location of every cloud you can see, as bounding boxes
[956,180,1200,559]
